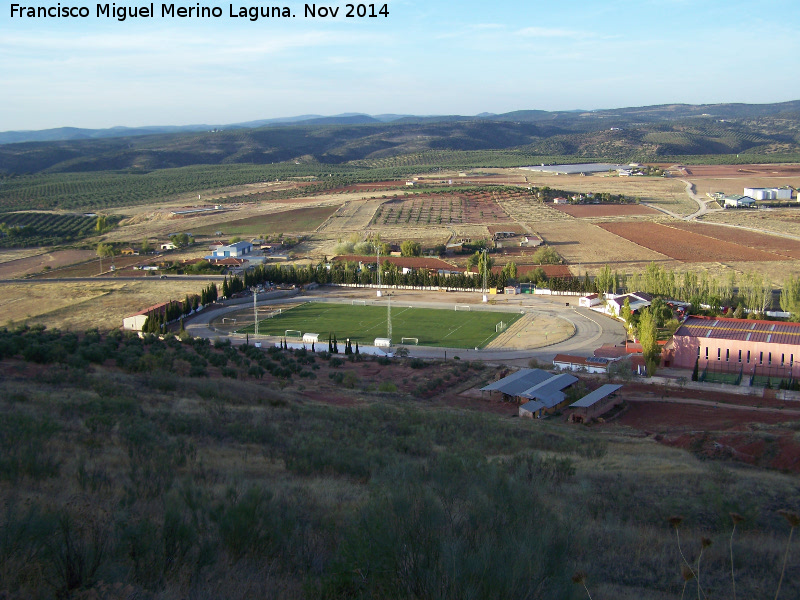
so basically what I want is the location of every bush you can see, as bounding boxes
[378,381,398,393]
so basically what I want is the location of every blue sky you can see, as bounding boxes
[1,0,799,130]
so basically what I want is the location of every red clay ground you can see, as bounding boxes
[599,221,784,262]
[665,221,800,260]
[551,204,661,218]
[608,384,800,472]
[0,249,97,278]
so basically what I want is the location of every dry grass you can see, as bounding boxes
[533,220,672,269]
[0,279,217,331]
[511,170,698,215]
[701,209,800,238]
[688,176,799,197]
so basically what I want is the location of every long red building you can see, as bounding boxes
[670,316,800,379]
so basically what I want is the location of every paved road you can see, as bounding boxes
[0,275,224,284]
[185,290,627,363]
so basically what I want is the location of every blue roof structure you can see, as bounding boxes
[570,384,622,408]
[482,369,577,408]
[480,369,552,396]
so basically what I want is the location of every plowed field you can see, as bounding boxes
[598,221,783,262]
[666,222,800,260]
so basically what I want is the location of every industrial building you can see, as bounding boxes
[669,316,800,380]
[723,195,756,208]
[743,187,793,201]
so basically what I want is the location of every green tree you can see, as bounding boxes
[400,240,422,257]
[780,276,800,321]
[621,297,634,333]
[96,242,114,259]
[500,261,518,281]
[637,307,660,377]
[95,215,107,233]
[595,265,615,295]
[141,238,152,253]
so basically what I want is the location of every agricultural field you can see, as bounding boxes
[550,203,662,218]
[0,212,118,248]
[0,249,97,278]
[701,208,800,239]
[372,190,511,228]
[192,205,338,237]
[0,279,215,330]
[509,169,699,215]
[236,301,522,349]
[317,199,384,234]
[666,221,800,259]
[533,220,671,271]
[598,221,787,263]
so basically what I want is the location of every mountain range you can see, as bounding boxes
[1,101,799,175]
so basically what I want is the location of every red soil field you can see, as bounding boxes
[598,221,783,262]
[666,221,800,260]
[551,204,661,218]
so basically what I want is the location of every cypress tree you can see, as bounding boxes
[692,357,699,381]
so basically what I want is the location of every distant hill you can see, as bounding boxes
[1,101,799,174]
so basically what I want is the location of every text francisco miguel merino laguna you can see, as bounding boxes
[10,3,390,20]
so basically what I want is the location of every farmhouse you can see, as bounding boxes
[519,235,542,248]
[579,293,601,308]
[595,292,652,318]
[122,301,171,332]
[569,384,623,423]
[160,243,176,251]
[206,241,253,259]
[723,195,756,208]
[669,316,800,380]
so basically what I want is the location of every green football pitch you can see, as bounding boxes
[238,302,522,349]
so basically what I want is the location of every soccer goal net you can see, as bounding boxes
[401,337,419,345]
[495,321,508,333]
[285,329,302,338]
[352,299,367,306]
[454,305,471,311]
[265,308,282,318]
[222,318,237,324]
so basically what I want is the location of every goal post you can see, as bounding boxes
[400,337,419,345]
[495,321,507,333]
[265,308,282,318]
[285,329,302,338]
[352,299,367,306]
[454,304,471,312]
[222,318,237,324]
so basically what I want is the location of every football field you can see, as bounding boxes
[238,302,522,349]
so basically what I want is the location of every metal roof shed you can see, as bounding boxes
[569,384,623,423]
[480,368,552,397]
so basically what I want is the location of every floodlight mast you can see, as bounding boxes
[387,295,392,340]
[376,245,382,297]
[482,248,488,303]
[253,289,258,336]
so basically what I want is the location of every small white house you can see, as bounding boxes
[579,294,602,308]
[160,243,176,251]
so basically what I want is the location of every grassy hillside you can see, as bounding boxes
[1,325,799,599]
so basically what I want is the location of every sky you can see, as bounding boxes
[1,0,799,131]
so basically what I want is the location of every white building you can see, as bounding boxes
[206,241,253,259]
[744,187,793,201]
[724,195,756,208]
